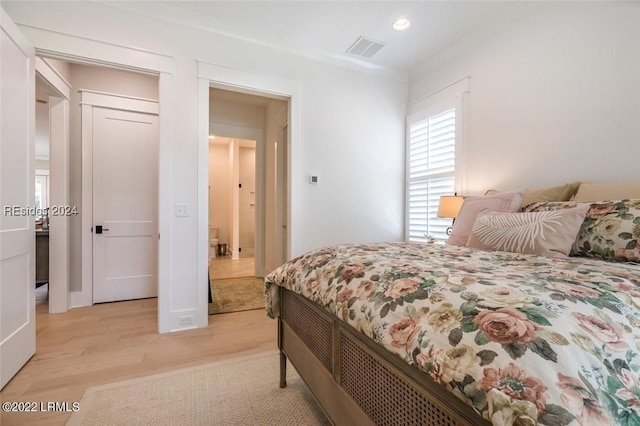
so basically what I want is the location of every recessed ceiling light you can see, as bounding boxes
[392,17,410,31]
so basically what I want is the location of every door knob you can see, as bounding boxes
[95,225,110,234]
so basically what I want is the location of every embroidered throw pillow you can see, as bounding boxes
[447,191,524,246]
[523,199,640,263]
[467,205,589,257]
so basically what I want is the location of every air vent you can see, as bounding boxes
[346,36,385,58]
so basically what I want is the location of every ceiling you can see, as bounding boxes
[103,1,533,76]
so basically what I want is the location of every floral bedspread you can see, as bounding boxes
[265,242,640,426]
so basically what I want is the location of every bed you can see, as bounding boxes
[265,197,640,426]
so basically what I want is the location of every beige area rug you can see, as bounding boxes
[209,277,265,314]
[67,351,330,426]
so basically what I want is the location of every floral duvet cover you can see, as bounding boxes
[265,242,640,426]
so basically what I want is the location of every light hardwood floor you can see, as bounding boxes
[0,297,276,426]
[209,256,256,280]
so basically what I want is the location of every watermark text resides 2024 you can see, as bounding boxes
[3,205,79,217]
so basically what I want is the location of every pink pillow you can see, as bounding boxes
[447,191,524,246]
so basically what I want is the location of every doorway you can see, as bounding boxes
[207,87,288,314]
[35,57,159,312]
[34,77,52,305]
[208,137,259,314]
[0,19,177,389]
[33,58,72,315]
[209,137,256,262]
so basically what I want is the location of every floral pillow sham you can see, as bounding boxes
[523,199,640,263]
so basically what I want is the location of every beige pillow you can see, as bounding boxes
[447,191,524,246]
[573,182,640,202]
[466,205,589,257]
[520,182,581,209]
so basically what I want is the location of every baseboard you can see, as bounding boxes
[69,290,90,309]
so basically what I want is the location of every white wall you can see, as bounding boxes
[68,63,158,292]
[227,140,239,258]
[299,65,406,247]
[210,91,266,131]
[239,145,256,254]
[45,58,71,83]
[4,1,407,330]
[209,142,230,246]
[264,99,287,271]
[34,159,49,170]
[35,100,49,161]
[410,2,640,195]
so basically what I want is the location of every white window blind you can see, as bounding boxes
[407,108,456,242]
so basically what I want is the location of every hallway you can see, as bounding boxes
[209,256,255,280]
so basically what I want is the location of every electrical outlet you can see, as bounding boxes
[178,315,194,326]
[175,203,190,217]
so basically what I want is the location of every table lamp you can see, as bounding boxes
[437,195,464,235]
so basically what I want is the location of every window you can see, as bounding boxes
[406,79,468,243]
[35,170,49,220]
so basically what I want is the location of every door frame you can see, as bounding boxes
[80,91,159,305]
[35,57,71,314]
[17,23,175,332]
[276,120,289,272]
[197,61,300,326]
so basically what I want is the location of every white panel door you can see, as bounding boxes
[92,107,158,303]
[0,8,36,389]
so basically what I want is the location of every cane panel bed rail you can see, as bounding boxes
[279,286,490,426]
[268,199,640,426]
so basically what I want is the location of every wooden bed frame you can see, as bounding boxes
[277,286,492,426]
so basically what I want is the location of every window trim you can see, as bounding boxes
[405,77,469,242]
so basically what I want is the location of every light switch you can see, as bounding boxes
[175,203,190,217]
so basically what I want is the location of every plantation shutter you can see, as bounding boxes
[407,108,456,242]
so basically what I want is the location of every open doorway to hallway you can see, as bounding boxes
[208,136,261,314]
[34,57,160,311]
[209,137,256,267]
[34,74,54,307]
[208,88,288,315]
